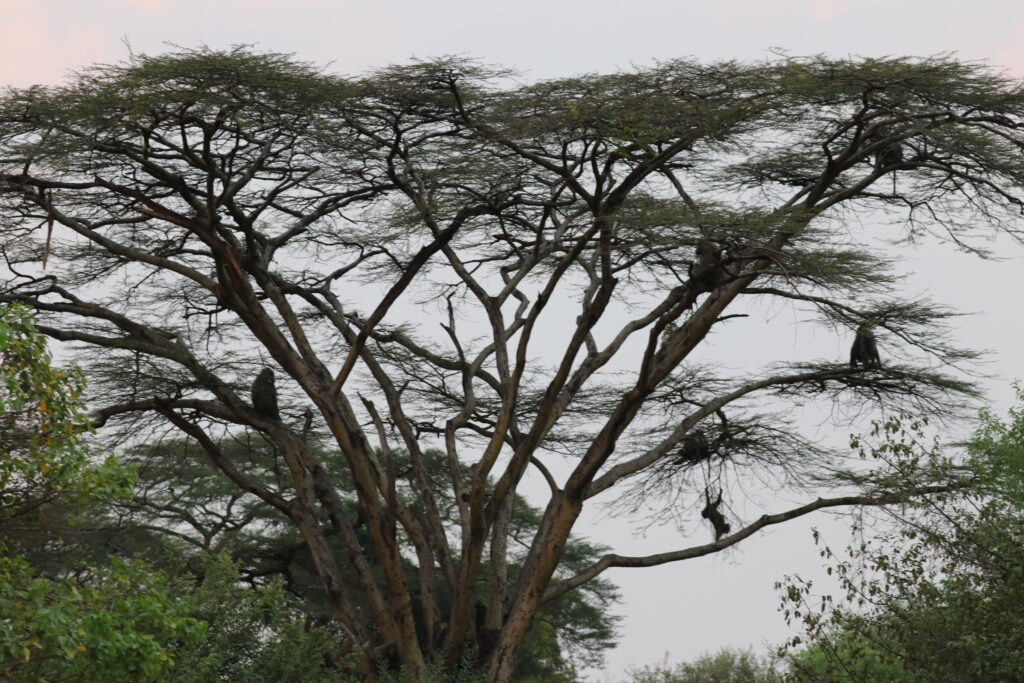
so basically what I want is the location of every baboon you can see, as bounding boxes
[874,132,903,193]
[688,239,728,293]
[301,406,314,441]
[701,489,731,541]
[849,323,881,368]
[251,367,279,420]
[876,141,903,169]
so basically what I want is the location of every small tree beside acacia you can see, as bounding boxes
[2,49,1023,680]
[780,399,1024,681]
[0,303,129,525]
[0,305,203,681]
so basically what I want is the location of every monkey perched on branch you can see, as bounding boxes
[873,130,904,193]
[701,489,731,541]
[251,367,280,420]
[875,141,903,170]
[849,323,881,369]
[688,239,729,294]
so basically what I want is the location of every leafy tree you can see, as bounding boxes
[779,399,1024,681]
[0,554,204,681]
[0,303,130,535]
[0,304,202,681]
[160,553,345,683]
[626,647,781,682]
[3,48,1023,680]
[783,622,923,682]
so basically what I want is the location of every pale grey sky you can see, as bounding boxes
[5,1,1024,679]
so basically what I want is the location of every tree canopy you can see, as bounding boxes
[3,47,1024,680]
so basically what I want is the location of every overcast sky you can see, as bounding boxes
[5,1,1024,679]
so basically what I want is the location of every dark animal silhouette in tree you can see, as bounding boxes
[701,489,731,541]
[849,323,881,368]
[874,131,904,193]
[251,367,280,420]
[688,239,729,294]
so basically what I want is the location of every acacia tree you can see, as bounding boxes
[2,48,1023,680]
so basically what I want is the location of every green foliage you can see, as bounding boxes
[0,303,133,526]
[784,625,922,682]
[113,440,618,679]
[968,383,1024,503]
[162,554,346,683]
[625,647,781,683]
[780,397,1024,681]
[511,535,620,679]
[0,306,202,681]
[373,653,488,683]
[38,438,617,680]
[0,553,203,681]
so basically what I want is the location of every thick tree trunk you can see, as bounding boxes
[489,493,582,682]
